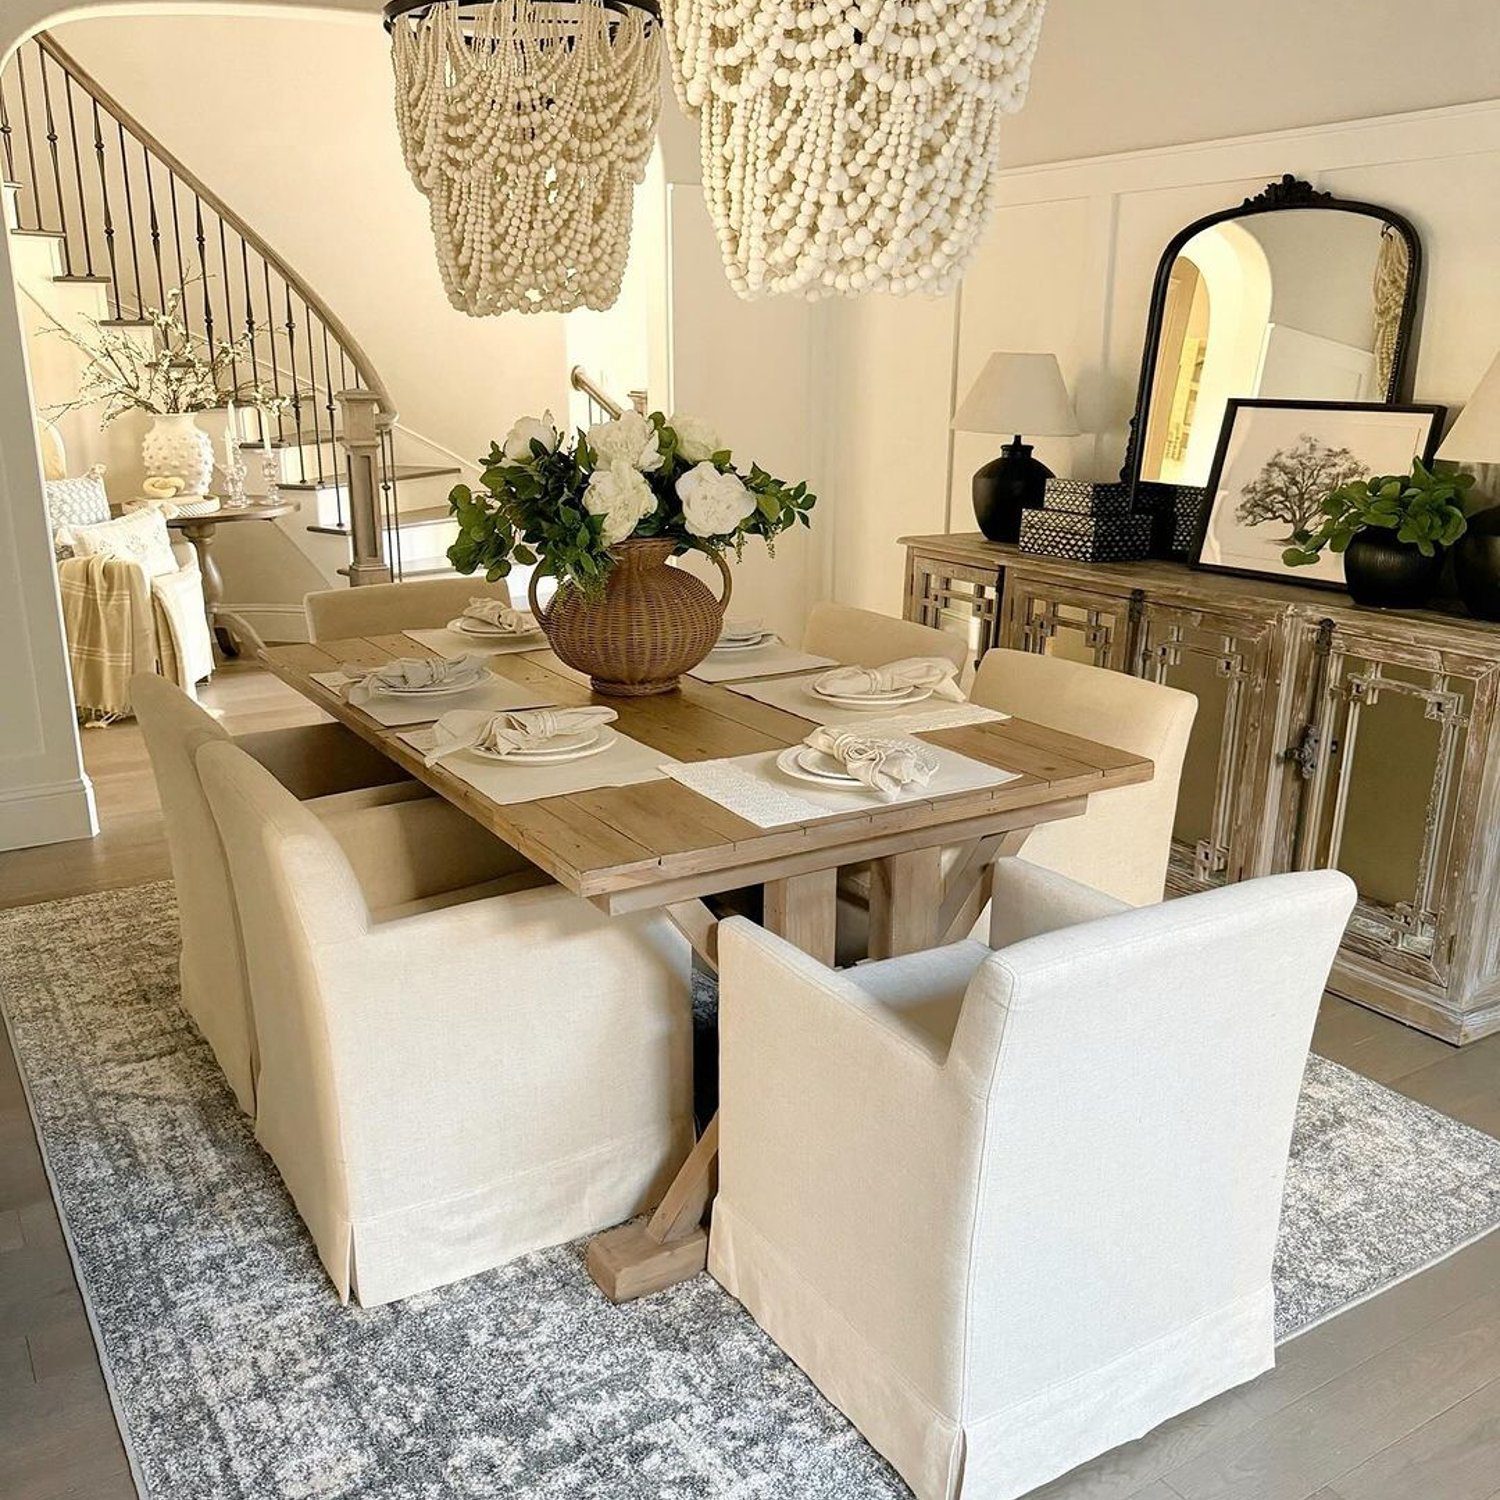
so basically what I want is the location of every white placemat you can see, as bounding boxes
[725,671,1009,732]
[398,725,676,805]
[310,669,555,727]
[663,743,1021,829]
[686,641,837,683]
[404,626,550,660]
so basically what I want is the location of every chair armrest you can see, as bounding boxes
[987,858,1130,950]
[170,540,196,572]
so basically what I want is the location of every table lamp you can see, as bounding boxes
[1438,351,1500,620]
[952,352,1080,542]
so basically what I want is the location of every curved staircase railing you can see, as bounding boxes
[1,32,403,580]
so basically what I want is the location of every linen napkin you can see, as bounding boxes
[457,598,538,634]
[423,706,617,766]
[804,726,939,800]
[813,656,964,701]
[338,654,486,701]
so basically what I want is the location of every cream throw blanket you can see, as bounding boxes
[57,555,213,722]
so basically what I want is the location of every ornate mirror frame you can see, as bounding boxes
[1121,175,1425,526]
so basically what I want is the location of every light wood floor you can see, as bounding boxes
[1,666,1497,1500]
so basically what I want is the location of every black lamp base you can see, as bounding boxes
[1455,505,1500,622]
[972,437,1054,543]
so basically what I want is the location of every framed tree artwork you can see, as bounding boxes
[1191,400,1447,588]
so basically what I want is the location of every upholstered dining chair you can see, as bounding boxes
[197,740,694,1307]
[712,859,1356,1500]
[968,648,1197,906]
[131,673,533,1116]
[802,601,969,673]
[304,575,513,642]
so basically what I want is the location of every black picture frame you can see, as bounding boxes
[1120,176,1425,556]
[1189,399,1449,591]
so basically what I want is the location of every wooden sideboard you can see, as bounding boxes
[902,532,1500,1044]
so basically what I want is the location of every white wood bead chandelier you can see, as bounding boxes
[387,0,663,315]
[664,0,1049,299]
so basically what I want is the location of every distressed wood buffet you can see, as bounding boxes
[903,532,1500,1045]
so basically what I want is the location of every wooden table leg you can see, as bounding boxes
[585,868,839,1303]
[868,846,943,958]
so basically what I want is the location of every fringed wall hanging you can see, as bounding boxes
[663,0,1049,299]
[387,0,663,315]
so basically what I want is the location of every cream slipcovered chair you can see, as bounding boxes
[712,860,1355,1500]
[304,575,513,642]
[969,648,1197,905]
[802,601,969,673]
[132,673,532,1116]
[197,739,694,1306]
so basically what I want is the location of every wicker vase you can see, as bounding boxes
[528,537,733,696]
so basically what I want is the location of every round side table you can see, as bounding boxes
[166,502,293,658]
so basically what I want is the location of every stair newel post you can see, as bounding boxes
[336,388,393,587]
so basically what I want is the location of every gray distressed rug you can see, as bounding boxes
[4,882,1499,1500]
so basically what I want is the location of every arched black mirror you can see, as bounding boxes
[1123,176,1423,537]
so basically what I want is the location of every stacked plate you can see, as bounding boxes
[447,612,543,642]
[775,744,863,787]
[378,663,489,697]
[471,726,617,765]
[713,619,775,652]
[808,674,932,711]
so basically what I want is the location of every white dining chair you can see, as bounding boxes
[802,601,969,673]
[132,673,537,1116]
[197,739,695,1307]
[712,859,1356,1500]
[304,575,513,642]
[969,648,1197,905]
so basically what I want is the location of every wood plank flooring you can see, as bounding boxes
[0,665,1496,1499]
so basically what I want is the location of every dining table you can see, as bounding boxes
[262,629,1154,1302]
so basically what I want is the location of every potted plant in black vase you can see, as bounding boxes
[1282,458,1473,608]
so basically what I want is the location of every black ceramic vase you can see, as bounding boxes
[1342,531,1445,609]
[1454,506,1500,622]
[972,438,1053,543]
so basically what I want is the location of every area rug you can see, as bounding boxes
[4,883,1499,1500]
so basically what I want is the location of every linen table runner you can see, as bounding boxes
[686,641,837,683]
[309,669,554,727]
[663,745,1021,829]
[399,724,676,805]
[725,672,1010,732]
[404,626,551,660]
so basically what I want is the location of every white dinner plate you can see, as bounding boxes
[712,632,776,652]
[775,746,871,790]
[809,684,933,710]
[376,672,490,698]
[448,616,543,641]
[795,746,861,782]
[470,727,615,764]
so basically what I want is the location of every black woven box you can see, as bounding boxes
[1169,485,1208,559]
[1042,478,1133,516]
[1019,509,1152,563]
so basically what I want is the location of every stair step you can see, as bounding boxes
[305,504,455,538]
[283,463,460,494]
[99,317,153,328]
[392,464,462,482]
[52,273,113,284]
[9,227,65,240]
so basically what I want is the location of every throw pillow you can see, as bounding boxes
[70,508,180,579]
[44,471,111,540]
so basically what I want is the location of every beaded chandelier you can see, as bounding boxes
[388,0,663,315]
[664,0,1049,299]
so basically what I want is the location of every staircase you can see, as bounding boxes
[0,32,462,585]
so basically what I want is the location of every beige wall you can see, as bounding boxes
[1001,0,1500,168]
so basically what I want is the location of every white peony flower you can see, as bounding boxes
[677,463,756,538]
[584,460,657,544]
[501,411,560,463]
[587,410,663,472]
[668,413,724,464]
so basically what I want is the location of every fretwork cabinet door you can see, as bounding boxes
[996,569,1137,672]
[1131,597,1281,894]
[1275,615,1500,1041]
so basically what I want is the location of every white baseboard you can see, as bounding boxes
[0,775,98,851]
[224,603,310,646]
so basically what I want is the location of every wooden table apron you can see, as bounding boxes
[262,634,1154,1299]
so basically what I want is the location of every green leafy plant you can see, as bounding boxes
[1282,458,1473,568]
[447,409,815,599]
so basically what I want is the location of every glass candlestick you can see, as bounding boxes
[259,449,280,506]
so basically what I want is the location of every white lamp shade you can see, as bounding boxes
[1438,352,1500,463]
[952,352,1080,438]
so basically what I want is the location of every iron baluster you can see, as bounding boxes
[217,215,237,392]
[240,238,260,398]
[283,282,302,479]
[61,71,92,276]
[0,73,14,187]
[36,46,71,272]
[116,120,142,315]
[262,261,284,444]
[15,49,42,231]
[194,194,212,350]
[166,169,187,331]
[144,151,166,310]
[89,99,119,319]
[303,299,324,490]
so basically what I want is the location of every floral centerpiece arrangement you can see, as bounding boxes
[46,282,290,496]
[447,408,815,694]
